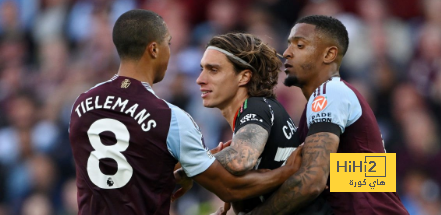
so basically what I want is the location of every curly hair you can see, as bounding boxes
[207,33,282,98]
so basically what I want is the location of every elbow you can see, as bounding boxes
[306,185,323,199]
[306,179,327,199]
[228,163,253,176]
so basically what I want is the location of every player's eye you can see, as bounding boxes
[297,44,304,49]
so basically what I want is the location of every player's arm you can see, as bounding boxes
[173,124,268,203]
[214,124,267,176]
[175,144,302,203]
[169,105,300,203]
[249,126,339,215]
[173,140,231,172]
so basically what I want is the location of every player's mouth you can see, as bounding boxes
[201,90,212,98]
[284,63,293,74]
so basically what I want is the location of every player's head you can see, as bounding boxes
[283,15,349,87]
[113,9,171,83]
[197,33,281,109]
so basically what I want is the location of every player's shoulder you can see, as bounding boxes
[309,77,357,101]
[239,97,273,117]
[163,101,187,118]
[246,96,282,108]
[89,75,119,92]
[164,101,200,130]
[306,77,362,129]
[76,75,118,99]
[246,96,267,104]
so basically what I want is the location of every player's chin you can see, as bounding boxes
[202,100,216,108]
[284,75,299,87]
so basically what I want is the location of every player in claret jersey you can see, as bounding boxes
[248,15,409,215]
[195,33,332,215]
[69,9,300,215]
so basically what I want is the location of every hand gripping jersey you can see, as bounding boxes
[298,77,409,215]
[234,97,332,215]
[69,75,215,215]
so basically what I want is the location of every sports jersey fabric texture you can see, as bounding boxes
[299,77,409,215]
[234,97,333,215]
[69,75,214,215]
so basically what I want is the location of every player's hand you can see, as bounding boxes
[210,202,231,215]
[172,168,193,202]
[210,140,232,154]
[285,143,304,172]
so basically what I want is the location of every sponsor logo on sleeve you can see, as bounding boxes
[309,112,332,124]
[240,113,263,125]
[312,96,327,112]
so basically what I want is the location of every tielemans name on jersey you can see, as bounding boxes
[74,95,156,132]
[309,112,332,124]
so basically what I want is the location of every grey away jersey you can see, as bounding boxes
[69,75,214,215]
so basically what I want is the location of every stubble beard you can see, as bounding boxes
[284,75,300,87]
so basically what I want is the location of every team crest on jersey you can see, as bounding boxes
[312,96,327,112]
[121,79,131,88]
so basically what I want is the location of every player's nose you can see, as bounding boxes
[283,47,292,59]
[196,70,206,85]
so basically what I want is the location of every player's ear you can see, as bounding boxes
[147,42,158,59]
[323,46,338,64]
[238,69,252,87]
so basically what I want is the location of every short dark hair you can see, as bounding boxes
[207,33,281,98]
[296,15,349,55]
[112,9,168,60]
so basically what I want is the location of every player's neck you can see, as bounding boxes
[117,60,155,86]
[303,70,339,100]
[220,90,249,130]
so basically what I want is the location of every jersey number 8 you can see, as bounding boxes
[87,118,133,189]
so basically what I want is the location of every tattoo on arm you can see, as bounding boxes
[251,132,339,215]
[215,124,268,176]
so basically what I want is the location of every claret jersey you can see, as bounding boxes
[298,77,409,215]
[69,75,215,215]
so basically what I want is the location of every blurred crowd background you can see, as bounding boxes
[0,0,439,214]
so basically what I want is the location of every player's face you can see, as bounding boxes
[197,49,242,109]
[154,32,171,84]
[283,23,323,87]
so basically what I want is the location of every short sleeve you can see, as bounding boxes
[306,79,362,134]
[165,103,215,177]
[234,97,273,134]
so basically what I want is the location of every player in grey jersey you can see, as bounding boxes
[69,9,301,215]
